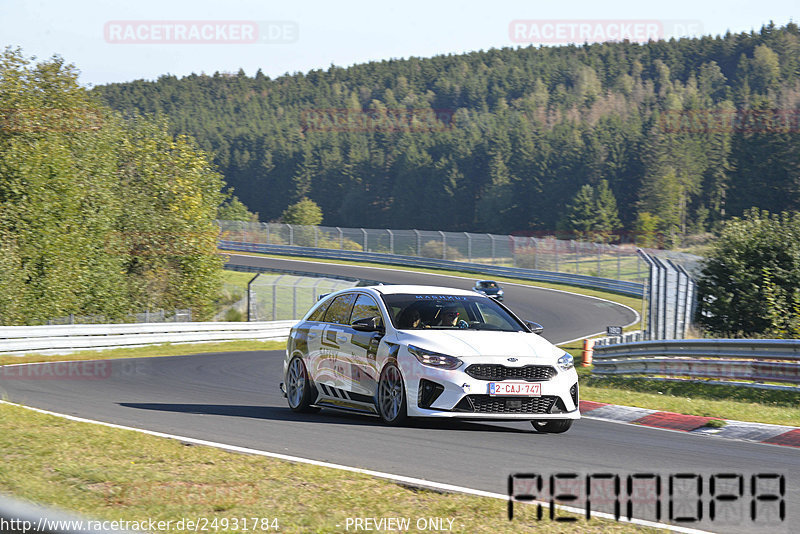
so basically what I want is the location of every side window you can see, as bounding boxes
[307,297,332,322]
[323,293,356,325]
[350,294,382,327]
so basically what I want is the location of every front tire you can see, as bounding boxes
[531,419,573,433]
[286,356,318,413]
[377,362,408,425]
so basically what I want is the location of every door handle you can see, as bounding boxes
[308,333,317,338]
[337,335,348,343]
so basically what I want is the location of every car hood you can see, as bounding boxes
[397,330,560,361]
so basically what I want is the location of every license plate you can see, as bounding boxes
[489,382,541,396]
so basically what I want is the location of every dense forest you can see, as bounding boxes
[96,23,800,244]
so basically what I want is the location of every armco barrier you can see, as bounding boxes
[220,241,645,297]
[0,321,296,356]
[592,339,800,385]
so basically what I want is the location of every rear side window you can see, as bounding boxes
[307,298,332,322]
[323,293,357,324]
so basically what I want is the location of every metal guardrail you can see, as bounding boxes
[223,262,384,286]
[593,330,645,346]
[220,241,645,297]
[0,321,296,356]
[217,220,703,280]
[592,339,800,385]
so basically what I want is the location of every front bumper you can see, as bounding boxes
[402,359,580,420]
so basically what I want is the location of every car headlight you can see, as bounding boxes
[558,352,574,371]
[497,289,504,295]
[408,345,463,370]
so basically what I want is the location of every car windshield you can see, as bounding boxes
[381,293,525,332]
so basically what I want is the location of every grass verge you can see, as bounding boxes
[0,402,656,533]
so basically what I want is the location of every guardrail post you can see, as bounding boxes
[489,234,496,264]
[362,228,368,252]
[311,278,324,302]
[465,232,471,262]
[414,229,421,256]
[388,229,394,254]
[293,277,303,319]
[264,222,270,245]
[554,240,559,272]
[272,279,278,321]
[439,231,446,259]
[596,243,602,277]
[337,227,343,249]
[314,226,318,248]
[574,241,579,274]
[247,273,260,321]
[288,224,294,246]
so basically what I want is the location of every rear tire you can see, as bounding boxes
[286,356,319,413]
[531,419,573,433]
[377,362,408,425]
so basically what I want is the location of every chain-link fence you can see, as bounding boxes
[639,251,697,340]
[218,220,701,283]
[248,274,357,321]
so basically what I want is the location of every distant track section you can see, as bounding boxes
[222,253,638,345]
[219,240,645,297]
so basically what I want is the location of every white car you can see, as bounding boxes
[281,285,579,433]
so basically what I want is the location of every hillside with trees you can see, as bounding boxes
[96,23,800,245]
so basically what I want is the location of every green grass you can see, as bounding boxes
[221,269,260,290]
[0,402,657,533]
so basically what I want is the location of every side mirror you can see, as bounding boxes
[352,316,384,332]
[525,321,544,335]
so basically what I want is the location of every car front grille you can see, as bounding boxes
[453,395,558,414]
[465,364,556,381]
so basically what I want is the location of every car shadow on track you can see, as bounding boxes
[118,402,533,433]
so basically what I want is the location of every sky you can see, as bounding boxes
[1,0,797,87]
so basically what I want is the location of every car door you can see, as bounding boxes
[345,293,384,398]
[316,292,357,393]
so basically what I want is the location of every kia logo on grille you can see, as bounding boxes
[507,358,518,362]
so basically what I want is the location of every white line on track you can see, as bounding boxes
[1,399,711,534]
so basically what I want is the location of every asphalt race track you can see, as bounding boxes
[2,256,798,533]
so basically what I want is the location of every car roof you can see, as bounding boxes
[477,280,498,284]
[369,284,478,297]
